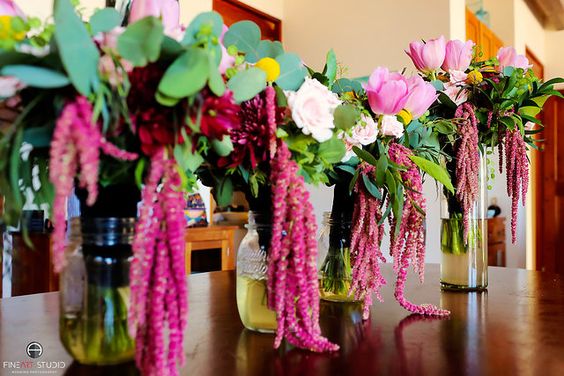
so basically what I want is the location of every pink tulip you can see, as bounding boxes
[0,0,25,18]
[366,67,409,115]
[219,25,235,74]
[496,46,531,70]
[406,36,446,74]
[129,0,179,33]
[442,39,474,72]
[404,75,438,118]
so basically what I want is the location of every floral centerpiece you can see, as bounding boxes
[0,1,267,374]
[405,35,563,289]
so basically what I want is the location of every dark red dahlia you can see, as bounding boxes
[197,90,239,140]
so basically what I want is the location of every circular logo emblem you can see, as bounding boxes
[26,342,43,359]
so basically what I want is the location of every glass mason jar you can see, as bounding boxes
[60,217,135,365]
[236,212,277,333]
[318,212,360,302]
[440,153,488,291]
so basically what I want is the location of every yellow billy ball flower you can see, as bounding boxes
[467,70,483,85]
[0,16,25,41]
[255,57,281,82]
[397,109,413,125]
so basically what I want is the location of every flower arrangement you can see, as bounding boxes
[405,36,563,250]
[0,1,270,374]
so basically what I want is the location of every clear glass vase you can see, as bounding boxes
[236,212,277,333]
[318,212,360,303]
[440,153,488,291]
[60,217,135,365]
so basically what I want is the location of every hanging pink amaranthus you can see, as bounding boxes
[264,86,338,352]
[129,149,187,376]
[49,96,138,272]
[349,163,386,320]
[504,128,529,243]
[454,102,480,241]
[388,143,450,317]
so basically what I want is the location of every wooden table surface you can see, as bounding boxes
[1,264,564,376]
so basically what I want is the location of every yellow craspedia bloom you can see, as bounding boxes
[0,16,26,41]
[255,57,280,82]
[467,70,483,85]
[397,109,413,125]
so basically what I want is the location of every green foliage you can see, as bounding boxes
[322,49,337,86]
[275,53,307,91]
[256,40,284,59]
[54,0,100,95]
[331,78,363,95]
[409,155,454,193]
[227,67,267,103]
[215,177,234,207]
[333,103,360,131]
[318,136,346,164]
[1,65,69,88]
[158,48,209,99]
[90,8,121,35]
[117,16,163,67]
[223,21,261,62]
[182,11,224,45]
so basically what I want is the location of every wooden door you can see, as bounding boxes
[466,7,480,44]
[535,90,564,273]
[213,0,282,41]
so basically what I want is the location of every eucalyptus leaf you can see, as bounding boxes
[323,49,337,85]
[333,103,360,130]
[174,143,204,173]
[182,11,224,45]
[1,65,69,88]
[223,20,261,62]
[117,16,163,67]
[256,40,284,59]
[318,136,346,163]
[90,8,121,35]
[409,155,454,193]
[158,48,209,98]
[211,137,234,157]
[275,53,307,91]
[54,0,100,95]
[208,54,226,97]
[227,67,266,103]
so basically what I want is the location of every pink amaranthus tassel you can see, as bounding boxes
[129,149,188,376]
[349,163,387,320]
[49,96,138,272]
[264,86,338,352]
[504,128,529,243]
[454,103,480,242]
[388,143,450,317]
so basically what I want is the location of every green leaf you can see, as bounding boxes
[352,146,378,166]
[336,164,356,175]
[182,11,224,45]
[323,49,337,85]
[223,21,261,63]
[431,80,444,91]
[1,65,69,88]
[117,16,164,67]
[135,159,146,189]
[155,91,181,107]
[216,177,233,207]
[174,142,204,173]
[275,53,307,91]
[158,48,209,98]
[318,136,346,163]
[519,105,541,118]
[208,54,226,97]
[53,0,100,95]
[257,40,284,59]
[362,174,382,200]
[161,36,184,57]
[538,77,564,92]
[409,155,454,193]
[23,125,52,147]
[211,137,234,157]
[375,154,388,186]
[227,67,266,103]
[349,168,360,193]
[90,8,121,35]
[331,78,363,94]
[333,103,360,130]
[391,185,404,234]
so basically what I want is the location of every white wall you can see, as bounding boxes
[17,0,105,20]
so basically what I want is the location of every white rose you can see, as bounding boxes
[0,76,25,98]
[287,77,341,142]
[349,114,378,146]
[449,70,468,84]
[443,82,468,106]
[380,115,404,138]
[339,131,359,162]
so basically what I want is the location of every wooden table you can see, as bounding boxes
[1,265,563,375]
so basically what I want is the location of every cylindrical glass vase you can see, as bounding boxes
[318,212,360,302]
[60,217,135,365]
[236,212,277,333]
[440,154,488,291]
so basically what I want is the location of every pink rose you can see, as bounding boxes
[449,70,468,84]
[496,46,532,71]
[340,133,358,162]
[443,82,468,106]
[348,114,379,146]
[287,77,341,142]
[380,115,404,138]
[99,55,133,87]
[95,27,125,53]
[442,39,474,72]
[406,36,446,74]
[404,75,437,119]
[0,76,25,98]
[366,67,409,115]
